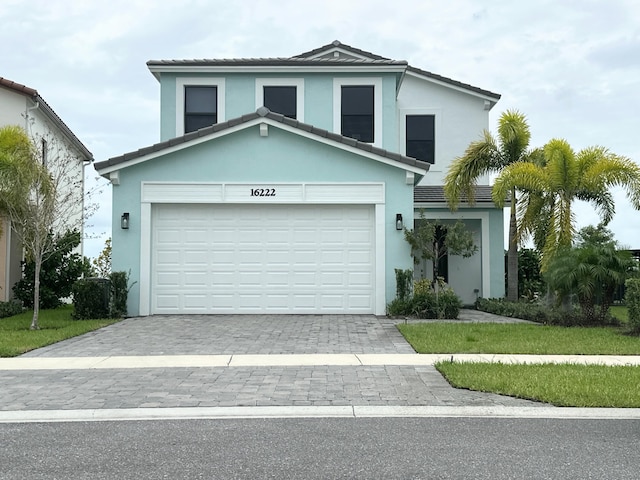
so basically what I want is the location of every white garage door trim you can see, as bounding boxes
[138,182,386,315]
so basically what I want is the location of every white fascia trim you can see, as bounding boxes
[399,108,442,170]
[405,70,499,103]
[175,77,226,137]
[414,202,499,210]
[255,78,304,122]
[139,202,152,316]
[413,210,491,298]
[333,77,383,148]
[150,65,405,79]
[97,117,428,177]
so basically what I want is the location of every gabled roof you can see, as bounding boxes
[414,185,495,204]
[0,77,93,161]
[95,107,430,177]
[293,40,392,60]
[147,40,500,100]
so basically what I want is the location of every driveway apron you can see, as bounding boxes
[1,315,543,411]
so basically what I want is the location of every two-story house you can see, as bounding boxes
[0,77,93,302]
[95,41,504,317]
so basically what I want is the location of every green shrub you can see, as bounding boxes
[109,271,130,318]
[0,300,23,319]
[475,297,618,326]
[13,230,90,309]
[625,278,640,334]
[413,278,431,296]
[387,285,462,319]
[72,278,110,320]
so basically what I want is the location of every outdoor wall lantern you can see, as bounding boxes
[395,213,403,231]
[121,212,130,230]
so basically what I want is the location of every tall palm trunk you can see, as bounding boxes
[507,187,518,301]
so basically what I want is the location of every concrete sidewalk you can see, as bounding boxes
[2,353,640,370]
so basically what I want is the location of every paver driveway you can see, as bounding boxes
[22,314,416,357]
[1,314,544,411]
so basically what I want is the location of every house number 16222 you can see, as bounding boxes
[250,188,276,197]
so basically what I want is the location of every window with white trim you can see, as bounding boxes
[333,78,382,147]
[341,85,374,142]
[255,78,304,121]
[184,86,217,133]
[176,78,225,136]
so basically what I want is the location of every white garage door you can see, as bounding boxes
[151,203,375,314]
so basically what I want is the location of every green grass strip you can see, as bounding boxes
[436,361,640,407]
[0,306,120,357]
[398,323,640,355]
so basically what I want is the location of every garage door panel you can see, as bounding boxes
[152,204,375,314]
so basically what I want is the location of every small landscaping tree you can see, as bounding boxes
[404,214,478,288]
[91,237,112,278]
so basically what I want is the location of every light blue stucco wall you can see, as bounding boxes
[112,124,415,316]
[158,72,399,151]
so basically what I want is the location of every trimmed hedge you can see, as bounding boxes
[71,271,131,320]
[475,297,619,327]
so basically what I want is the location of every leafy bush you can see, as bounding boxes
[0,300,23,319]
[413,278,431,296]
[71,278,110,320]
[13,230,90,309]
[625,278,640,335]
[109,271,129,318]
[387,284,462,319]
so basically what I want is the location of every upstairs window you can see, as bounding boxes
[406,114,435,164]
[184,86,217,133]
[341,85,374,143]
[263,86,297,119]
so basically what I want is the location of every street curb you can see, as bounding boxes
[2,405,640,423]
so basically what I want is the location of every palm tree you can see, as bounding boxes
[444,110,533,301]
[492,138,640,271]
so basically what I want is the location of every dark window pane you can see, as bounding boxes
[406,115,435,164]
[264,86,296,118]
[342,115,374,142]
[184,86,217,133]
[185,86,217,114]
[341,86,374,142]
[185,114,217,133]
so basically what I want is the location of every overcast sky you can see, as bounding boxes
[2,0,639,258]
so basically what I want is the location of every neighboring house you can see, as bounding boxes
[0,77,93,302]
[95,40,504,316]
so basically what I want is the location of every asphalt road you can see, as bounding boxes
[2,417,639,479]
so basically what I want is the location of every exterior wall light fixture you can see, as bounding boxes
[396,213,403,231]
[121,212,130,230]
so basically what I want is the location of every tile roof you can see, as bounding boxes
[95,107,430,173]
[147,57,406,68]
[414,185,495,204]
[0,77,93,161]
[293,40,392,60]
[407,66,501,100]
[147,40,499,100]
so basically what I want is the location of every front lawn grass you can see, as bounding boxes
[397,323,640,355]
[436,361,640,407]
[0,305,120,357]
